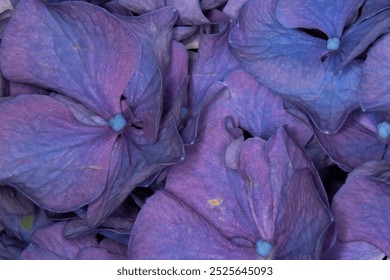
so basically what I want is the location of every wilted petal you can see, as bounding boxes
[0,0,141,119]
[0,94,116,211]
[332,161,390,256]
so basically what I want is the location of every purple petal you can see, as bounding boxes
[222,0,247,19]
[313,110,386,171]
[0,231,25,260]
[0,94,116,211]
[129,190,257,259]
[20,222,98,260]
[332,161,390,256]
[119,7,177,142]
[230,1,361,133]
[359,33,390,111]
[223,69,312,145]
[275,0,364,37]
[229,0,327,95]
[358,0,390,21]
[118,0,164,14]
[129,118,331,259]
[190,22,240,108]
[324,240,385,260]
[341,8,390,68]
[0,0,141,118]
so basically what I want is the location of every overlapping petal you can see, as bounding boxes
[276,0,363,37]
[0,94,117,211]
[0,0,141,119]
[332,161,390,257]
[313,111,387,171]
[229,0,364,133]
[128,118,331,259]
[359,33,390,111]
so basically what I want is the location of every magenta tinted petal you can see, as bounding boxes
[229,0,327,95]
[332,161,390,256]
[0,0,141,118]
[129,119,331,259]
[0,94,116,211]
[360,33,390,112]
[129,191,257,260]
[276,0,364,37]
[238,129,331,259]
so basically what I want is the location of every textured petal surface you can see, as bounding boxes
[341,8,390,68]
[223,69,312,145]
[313,111,386,171]
[324,240,385,260]
[332,161,390,256]
[0,0,141,118]
[229,0,328,95]
[276,0,364,37]
[120,7,177,142]
[230,0,362,133]
[0,94,116,211]
[129,191,257,259]
[20,222,98,260]
[129,118,331,259]
[359,33,390,111]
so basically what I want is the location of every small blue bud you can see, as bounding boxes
[377,121,390,139]
[256,239,273,258]
[108,114,127,132]
[327,37,340,51]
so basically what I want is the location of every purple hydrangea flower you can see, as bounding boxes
[0,0,184,228]
[128,114,332,259]
[229,0,390,134]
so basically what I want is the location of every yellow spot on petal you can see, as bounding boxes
[208,198,223,206]
[21,215,34,231]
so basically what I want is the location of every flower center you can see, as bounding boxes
[108,114,127,132]
[377,121,390,139]
[327,37,340,51]
[256,239,273,258]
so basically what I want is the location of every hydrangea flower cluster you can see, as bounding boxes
[0,0,389,260]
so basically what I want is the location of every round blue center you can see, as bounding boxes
[256,239,273,258]
[108,114,127,132]
[377,121,390,139]
[327,37,340,51]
